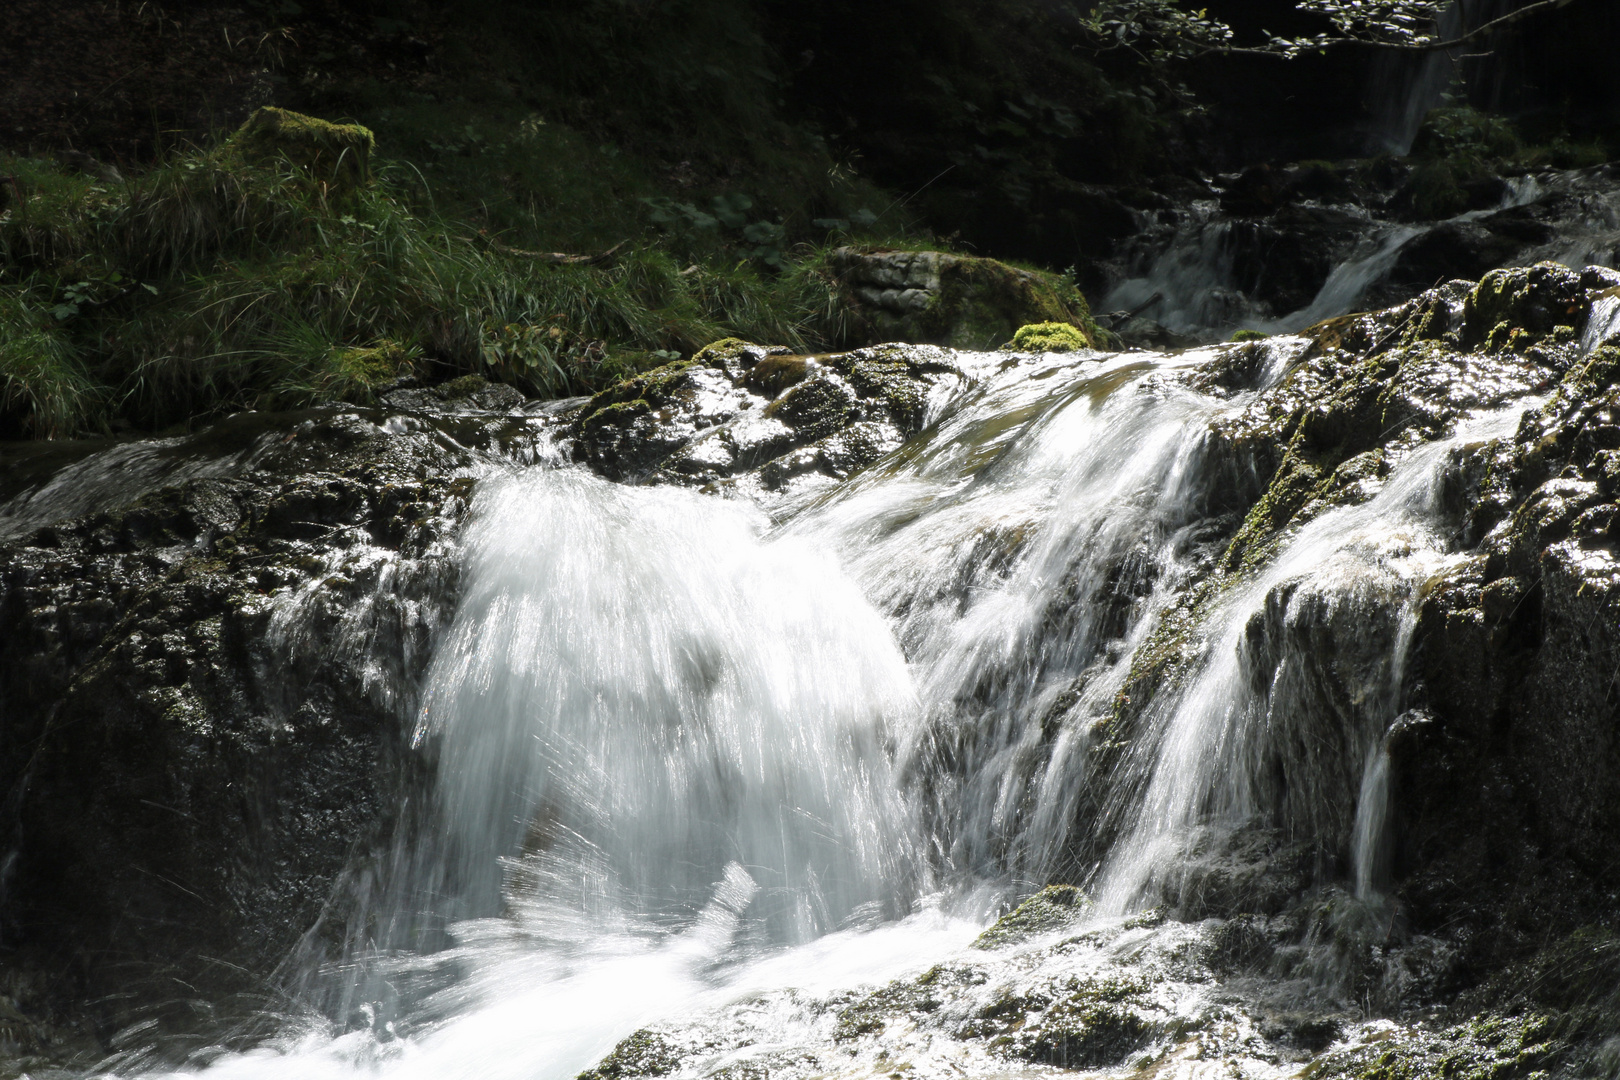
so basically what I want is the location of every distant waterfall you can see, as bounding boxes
[1365,0,1518,155]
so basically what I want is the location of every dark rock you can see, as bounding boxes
[1386,220,1522,294]
[0,403,550,1044]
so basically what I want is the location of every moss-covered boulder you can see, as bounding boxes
[973,884,1089,949]
[831,248,1097,351]
[223,107,375,190]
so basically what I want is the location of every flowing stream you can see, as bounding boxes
[109,343,1539,1079]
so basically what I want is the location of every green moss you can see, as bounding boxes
[835,352,928,427]
[1009,976,1156,1068]
[578,1028,682,1080]
[974,884,1089,949]
[929,257,1095,350]
[575,356,704,433]
[690,337,753,368]
[1304,1013,1562,1080]
[1229,328,1269,343]
[1564,346,1620,399]
[223,107,375,192]
[1221,454,1328,573]
[1010,321,1090,352]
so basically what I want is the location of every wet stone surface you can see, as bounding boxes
[0,401,563,1051]
[568,337,979,499]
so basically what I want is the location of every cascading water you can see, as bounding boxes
[1103,171,1585,344]
[1093,406,1527,917]
[414,469,923,936]
[110,338,1547,1079]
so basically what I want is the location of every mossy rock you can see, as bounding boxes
[933,256,1095,351]
[1305,1012,1563,1080]
[974,884,1089,949]
[1014,978,1155,1069]
[224,107,375,190]
[1462,263,1584,349]
[1009,321,1090,353]
[833,249,1096,351]
[1229,328,1269,343]
[578,1028,683,1080]
[575,356,702,431]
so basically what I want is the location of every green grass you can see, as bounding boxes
[0,127,907,437]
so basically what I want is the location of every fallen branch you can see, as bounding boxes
[484,237,628,265]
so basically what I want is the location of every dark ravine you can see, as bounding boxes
[0,263,1618,1076]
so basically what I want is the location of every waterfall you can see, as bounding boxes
[111,341,1545,1079]
[1094,406,1525,915]
[413,468,923,938]
[1364,0,1518,155]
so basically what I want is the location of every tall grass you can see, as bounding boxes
[0,286,98,438]
[0,147,867,436]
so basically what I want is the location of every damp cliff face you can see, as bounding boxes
[1,263,1619,1077]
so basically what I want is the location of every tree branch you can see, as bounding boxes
[1411,0,1578,52]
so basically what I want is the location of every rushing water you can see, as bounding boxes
[104,342,1543,1079]
[1102,168,1589,344]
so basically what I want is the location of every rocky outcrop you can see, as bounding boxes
[0,401,550,1050]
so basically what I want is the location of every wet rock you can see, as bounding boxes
[1001,975,1159,1068]
[1307,1013,1563,1080]
[0,404,550,1041]
[973,885,1089,949]
[1386,219,1523,294]
[569,337,964,494]
[379,374,528,414]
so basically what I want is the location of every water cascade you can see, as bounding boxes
[1103,169,1594,343]
[93,332,1561,1079]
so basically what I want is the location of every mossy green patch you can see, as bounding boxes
[974,884,1090,949]
[932,257,1095,350]
[578,1028,682,1080]
[1303,1013,1562,1080]
[1010,321,1091,352]
[223,108,375,192]
[575,356,705,435]
[1007,975,1156,1069]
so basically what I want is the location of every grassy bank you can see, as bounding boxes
[0,119,921,437]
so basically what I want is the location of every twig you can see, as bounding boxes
[485,237,628,265]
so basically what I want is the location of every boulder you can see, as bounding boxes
[0,399,542,1044]
[829,248,1097,350]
